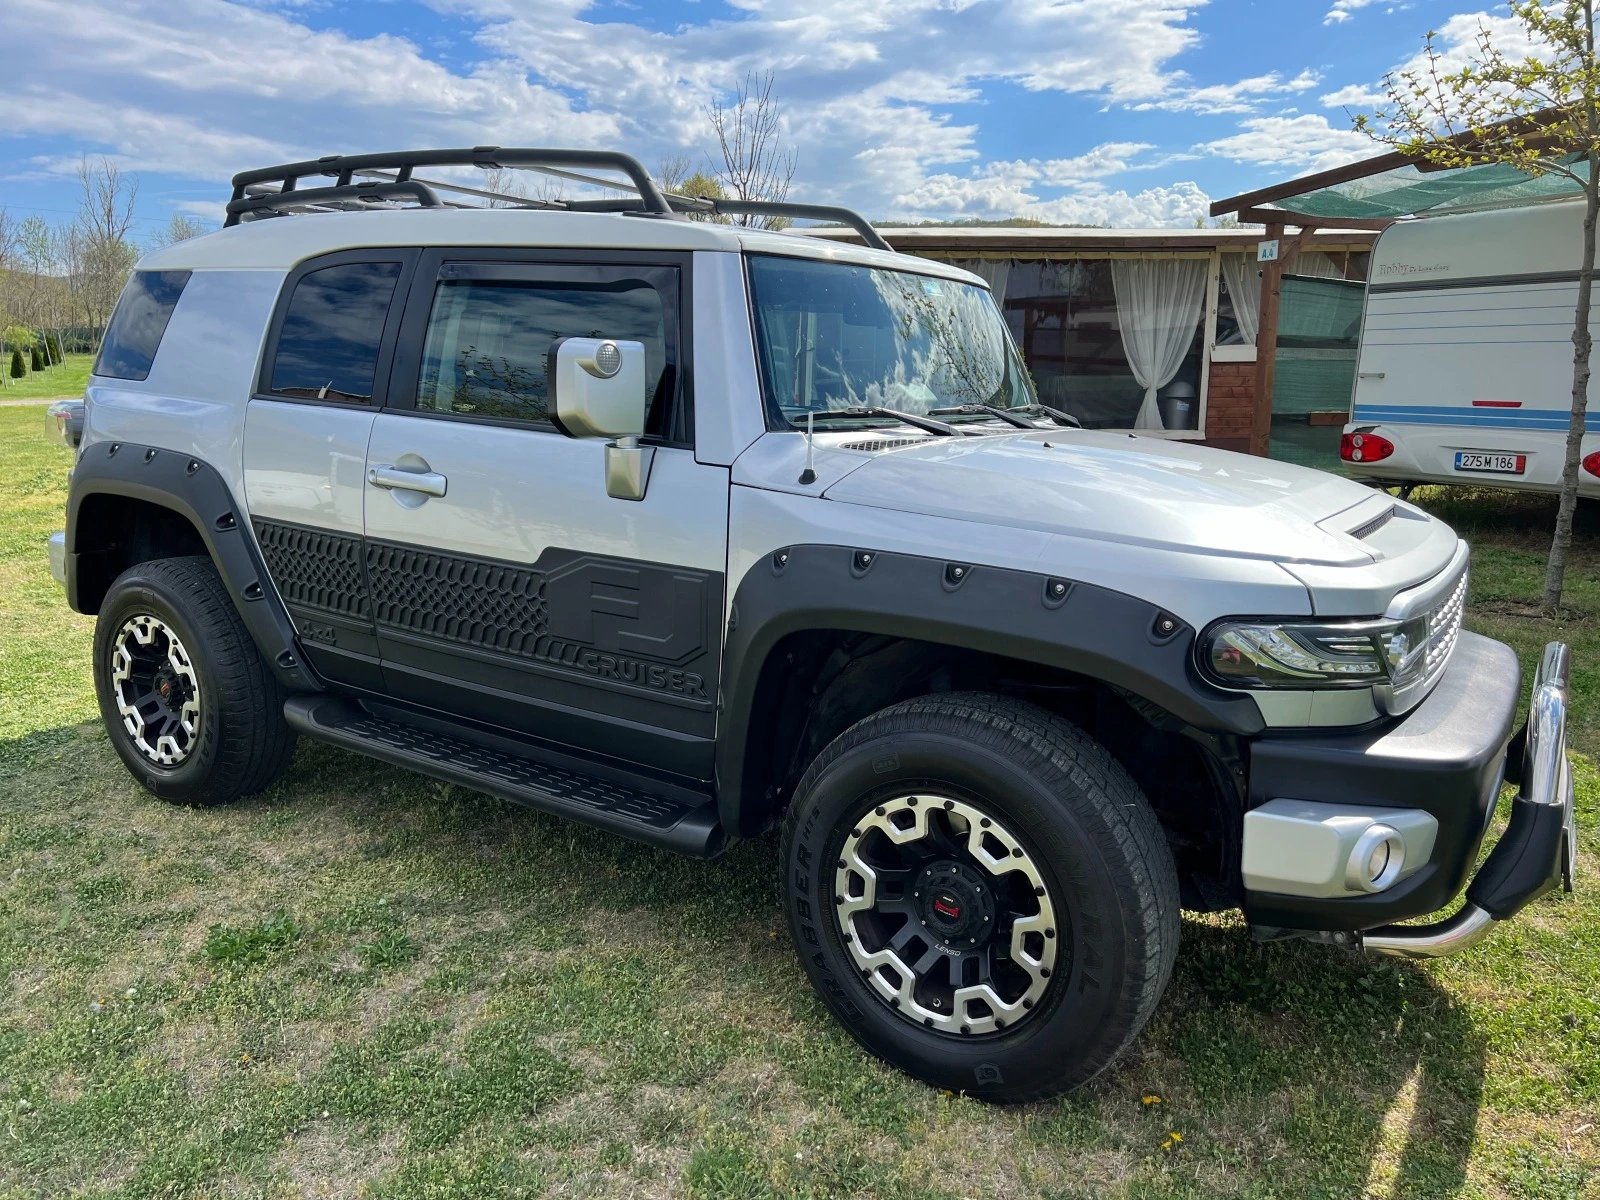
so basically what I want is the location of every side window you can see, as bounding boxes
[414,266,673,428]
[269,261,403,402]
[95,270,191,381]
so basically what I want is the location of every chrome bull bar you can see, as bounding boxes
[1364,641,1575,959]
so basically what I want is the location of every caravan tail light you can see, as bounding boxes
[1584,450,1600,479]
[1341,432,1394,464]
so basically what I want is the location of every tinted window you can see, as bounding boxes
[95,270,191,381]
[416,275,669,424]
[270,261,402,402]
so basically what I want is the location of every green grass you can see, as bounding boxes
[0,405,1595,1198]
[0,353,94,402]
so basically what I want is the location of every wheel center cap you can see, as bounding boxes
[916,860,996,946]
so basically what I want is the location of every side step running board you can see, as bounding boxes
[283,695,724,857]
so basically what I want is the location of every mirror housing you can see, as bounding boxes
[548,337,649,439]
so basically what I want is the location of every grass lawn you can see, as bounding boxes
[0,404,1595,1199]
[0,353,94,402]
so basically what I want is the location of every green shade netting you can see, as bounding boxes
[1263,154,1588,220]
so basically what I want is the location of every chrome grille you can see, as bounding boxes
[1376,545,1469,715]
[1422,566,1469,690]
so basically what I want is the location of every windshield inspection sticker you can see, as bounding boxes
[922,278,944,295]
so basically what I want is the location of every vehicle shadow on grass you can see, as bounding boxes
[1144,914,1488,1198]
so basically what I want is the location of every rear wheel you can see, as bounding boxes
[780,692,1179,1102]
[93,556,296,805]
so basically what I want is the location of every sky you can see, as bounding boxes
[0,1,1537,240]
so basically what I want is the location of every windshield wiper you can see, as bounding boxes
[929,403,1040,430]
[1009,403,1082,428]
[802,407,961,436]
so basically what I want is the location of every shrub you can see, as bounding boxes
[46,333,63,362]
[30,345,44,371]
[9,348,25,379]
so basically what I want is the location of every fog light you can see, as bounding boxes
[1346,824,1405,893]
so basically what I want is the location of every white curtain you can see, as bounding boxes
[1220,253,1260,345]
[953,258,1012,303]
[1111,258,1209,430]
[1292,251,1346,280]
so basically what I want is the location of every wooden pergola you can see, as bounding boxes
[1210,110,1578,455]
[1209,164,1399,457]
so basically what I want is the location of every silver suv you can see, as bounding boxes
[47,148,1577,1102]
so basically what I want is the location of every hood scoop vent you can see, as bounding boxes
[1348,505,1397,540]
[839,435,937,453]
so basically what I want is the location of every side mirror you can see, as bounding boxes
[548,337,648,439]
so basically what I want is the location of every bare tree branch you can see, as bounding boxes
[706,71,797,229]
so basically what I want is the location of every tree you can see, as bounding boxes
[706,71,797,229]
[68,156,140,346]
[146,213,210,251]
[30,344,44,371]
[8,347,24,379]
[1354,0,1598,613]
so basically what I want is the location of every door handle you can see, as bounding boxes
[368,464,448,497]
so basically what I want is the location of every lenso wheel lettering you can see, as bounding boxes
[834,793,1059,1035]
[110,613,202,766]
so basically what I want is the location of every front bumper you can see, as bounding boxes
[1364,640,1577,957]
[1243,634,1576,953]
[47,531,66,587]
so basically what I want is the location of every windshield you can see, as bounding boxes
[747,254,1035,428]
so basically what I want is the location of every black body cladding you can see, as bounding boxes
[714,543,1266,837]
[65,441,322,694]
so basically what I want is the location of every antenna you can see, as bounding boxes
[798,411,818,485]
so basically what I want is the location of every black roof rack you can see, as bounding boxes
[223,145,892,251]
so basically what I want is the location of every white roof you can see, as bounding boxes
[138,207,985,286]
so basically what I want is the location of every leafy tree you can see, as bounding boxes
[1354,0,1599,613]
[146,213,210,251]
[2,325,35,350]
[8,347,24,379]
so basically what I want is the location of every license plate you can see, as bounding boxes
[1455,451,1526,474]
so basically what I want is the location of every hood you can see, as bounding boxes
[820,430,1424,567]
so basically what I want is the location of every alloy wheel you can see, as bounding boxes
[110,613,202,766]
[834,793,1061,1035]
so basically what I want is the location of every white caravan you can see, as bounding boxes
[1342,197,1600,496]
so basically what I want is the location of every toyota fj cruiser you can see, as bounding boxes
[47,148,1578,1102]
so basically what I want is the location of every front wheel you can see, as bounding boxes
[780,692,1179,1102]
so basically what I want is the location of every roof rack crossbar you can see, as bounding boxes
[698,199,891,251]
[225,179,444,222]
[225,147,671,226]
[354,169,560,210]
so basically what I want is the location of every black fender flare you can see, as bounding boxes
[66,439,323,693]
[713,544,1263,836]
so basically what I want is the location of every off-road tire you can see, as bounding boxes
[780,691,1180,1102]
[93,556,296,805]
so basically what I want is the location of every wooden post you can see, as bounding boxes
[1248,225,1312,457]
[1250,223,1284,457]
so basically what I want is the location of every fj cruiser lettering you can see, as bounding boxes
[46,148,1578,1102]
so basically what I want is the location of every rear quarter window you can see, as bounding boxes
[268,261,403,403]
[94,270,191,381]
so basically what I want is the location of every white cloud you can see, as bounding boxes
[1138,68,1320,114]
[890,151,1209,226]
[1324,0,1377,24]
[0,0,1222,226]
[1199,114,1373,172]
[1320,83,1384,108]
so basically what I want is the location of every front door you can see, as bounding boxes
[362,251,728,781]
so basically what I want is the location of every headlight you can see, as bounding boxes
[1202,616,1429,690]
